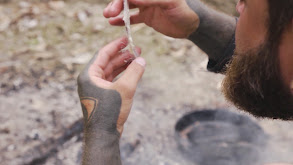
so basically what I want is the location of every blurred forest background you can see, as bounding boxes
[0,0,292,165]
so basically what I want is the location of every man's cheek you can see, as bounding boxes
[235,13,267,53]
[235,17,248,53]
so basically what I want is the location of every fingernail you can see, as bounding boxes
[135,57,146,67]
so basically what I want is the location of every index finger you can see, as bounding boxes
[103,0,140,18]
[104,0,124,18]
[103,0,170,18]
[93,36,128,69]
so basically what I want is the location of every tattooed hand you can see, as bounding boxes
[77,37,146,165]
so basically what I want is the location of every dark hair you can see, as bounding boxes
[267,0,293,43]
[265,0,293,119]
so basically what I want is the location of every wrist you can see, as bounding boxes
[85,124,121,138]
[83,129,121,165]
[185,0,210,30]
[84,128,120,148]
[186,0,236,62]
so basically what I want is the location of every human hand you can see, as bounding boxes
[77,36,146,136]
[103,0,199,38]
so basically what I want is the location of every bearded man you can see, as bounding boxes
[77,0,293,164]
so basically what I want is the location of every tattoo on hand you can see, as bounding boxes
[80,97,99,123]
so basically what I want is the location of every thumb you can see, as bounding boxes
[116,57,146,91]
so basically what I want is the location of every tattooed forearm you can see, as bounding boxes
[186,0,236,62]
[82,130,121,165]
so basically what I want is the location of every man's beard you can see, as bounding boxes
[222,42,293,120]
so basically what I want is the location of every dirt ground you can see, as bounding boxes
[0,0,292,165]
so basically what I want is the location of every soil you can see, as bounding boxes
[0,0,292,165]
